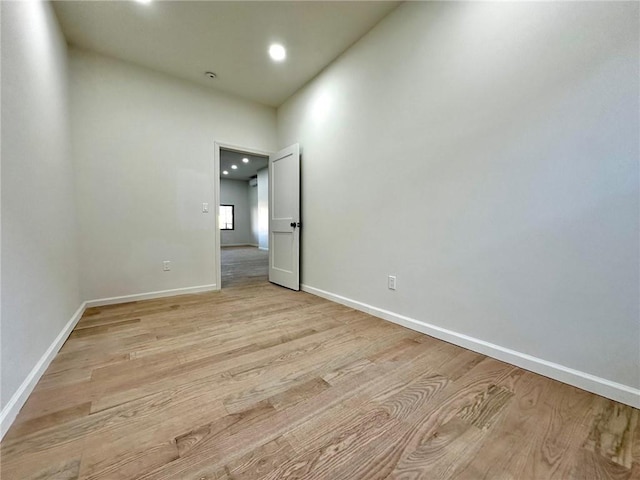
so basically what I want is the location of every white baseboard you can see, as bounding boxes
[0,302,87,440]
[301,284,640,409]
[85,284,218,308]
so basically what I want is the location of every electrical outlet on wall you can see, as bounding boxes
[388,275,396,290]
[163,261,171,271]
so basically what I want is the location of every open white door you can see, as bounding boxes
[268,143,300,290]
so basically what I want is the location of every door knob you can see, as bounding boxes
[290,222,301,228]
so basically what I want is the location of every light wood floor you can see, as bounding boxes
[2,248,638,479]
[221,246,268,288]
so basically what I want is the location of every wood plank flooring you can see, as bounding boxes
[221,246,268,288]
[2,247,638,479]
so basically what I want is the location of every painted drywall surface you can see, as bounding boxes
[70,48,277,300]
[278,2,639,388]
[249,181,259,245]
[257,168,269,250]
[1,1,81,408]
[220,179,253,245]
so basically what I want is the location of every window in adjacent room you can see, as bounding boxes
[220,204,234,230]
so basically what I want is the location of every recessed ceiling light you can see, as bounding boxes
[269,44,286,62]
[222,170,229,175]
[242,158,249,163]
[204,71,217,80]
[135,0,152,4]
[231,165,238,170]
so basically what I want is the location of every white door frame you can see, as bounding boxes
[213,141,273,290]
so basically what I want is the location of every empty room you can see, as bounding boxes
[219,147,270,289]
[1,1,638,479]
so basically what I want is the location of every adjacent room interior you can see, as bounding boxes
[219,148,269,288]
[1,1,638,479]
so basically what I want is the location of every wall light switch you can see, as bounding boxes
[163,261,171,271]
[388,275,397,290]
[202,203,209,213]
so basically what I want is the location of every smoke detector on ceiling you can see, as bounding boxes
[204,72,217,80]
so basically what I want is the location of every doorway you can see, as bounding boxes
[214,143,271,289]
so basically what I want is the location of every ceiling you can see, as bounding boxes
[220,149,268,181]
[52,1,400,107]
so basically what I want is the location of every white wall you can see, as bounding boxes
[70,48,277,300]
[257,168,269,250]
[278,2,639,391]
[249,181,259,246]
[1,1,81,410]
[220,179,254,246]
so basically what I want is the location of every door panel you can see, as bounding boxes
[269,144,300,290]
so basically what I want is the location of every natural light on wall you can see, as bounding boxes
[23,1,52,73]
[311,91,332,123]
